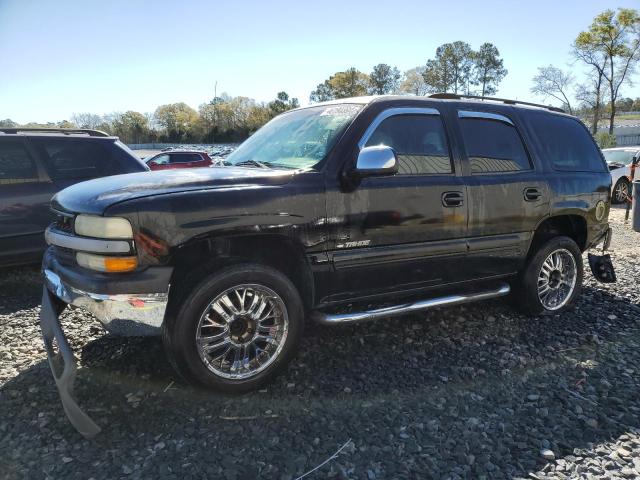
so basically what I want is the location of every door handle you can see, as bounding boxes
[442,191,464,207]
[524,187,542,202]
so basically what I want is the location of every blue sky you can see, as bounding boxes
[1,0,639,123]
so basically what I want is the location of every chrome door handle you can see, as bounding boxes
[442,191,464,207]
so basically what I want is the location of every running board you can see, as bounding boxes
[312,283,511,325]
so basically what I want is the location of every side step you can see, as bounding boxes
[312,283,511,325]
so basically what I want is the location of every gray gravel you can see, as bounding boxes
[1,206,640,479]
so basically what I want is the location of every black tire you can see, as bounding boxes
[513,236,583,316]
[612,178,630,204]
[162,263,304,393]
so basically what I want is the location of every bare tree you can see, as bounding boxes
[70,113,103,129]
[399,67,431,96]
[531,65,575,114]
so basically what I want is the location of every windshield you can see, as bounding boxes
[603,150,636,165]
[225,104,363,169]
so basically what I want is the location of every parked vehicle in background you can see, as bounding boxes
[40,95,615,436]
[145,150,214,170]
[602,147,640,203]
[0,128,148,267]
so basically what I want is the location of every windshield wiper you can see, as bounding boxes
[234,159,271,169]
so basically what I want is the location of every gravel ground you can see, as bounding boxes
[1,206,640,480]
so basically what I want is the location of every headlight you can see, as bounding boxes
[76,252,138,272]
[74,215,133,239]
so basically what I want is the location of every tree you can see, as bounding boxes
[309,81,335,102]
[0,119,18,128]
[368,63,401,95]
[573,33,609,133]
[310,68,369,102]
[111,111,149,143]
[267,91,299,117]
[575,8,640,133]
[71,113,103,129]
[423,41,475,94]
[399,67,430,96]
[531,65,575,114]
[472,43,508,96]
[154,102,199,142]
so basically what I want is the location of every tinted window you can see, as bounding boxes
[365,114,452,175]
[0,140,39,184]
[170,153,202,164]
[30,138,146,180]
[459,116,531,173]
[528,113,606,172]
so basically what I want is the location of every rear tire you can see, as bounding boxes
[163,263,304,393]
[514,236,583,316]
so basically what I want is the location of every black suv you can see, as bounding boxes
[0,128,148,267]
[39,95,614,436]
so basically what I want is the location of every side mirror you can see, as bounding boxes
[147,160,157,166]
[353,146,398,178]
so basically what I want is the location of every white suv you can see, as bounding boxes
[602,147,639,203]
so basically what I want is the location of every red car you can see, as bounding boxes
[145,150,214,170]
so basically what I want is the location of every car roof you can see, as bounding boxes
[295,94,571,118]
[0,127,117,139]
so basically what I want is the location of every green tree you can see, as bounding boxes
[268,91,299,117]
[154,102,199,142]
[472,43,507,96]
[423,41,475,94]
[575,8,640,133]
[111,111,150,143]
[368,63,401,95]
[310,68,369,102]
[0,119,18,128]
[531,65,575,114]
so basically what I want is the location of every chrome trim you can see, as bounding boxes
[356,145,398,171]
[358,107,440,148]
[312,283,511,325]
[45,226,132,254]
[43,269,168,335]
[458,110,514,126]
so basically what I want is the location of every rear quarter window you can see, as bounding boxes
[527,113,606,173]
[30,137,147,181]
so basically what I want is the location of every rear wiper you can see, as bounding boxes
[234,159,271,169]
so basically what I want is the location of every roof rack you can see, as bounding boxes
[0,127,111,137]
[428,93,565,113]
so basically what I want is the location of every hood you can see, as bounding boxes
[52,167,296,215]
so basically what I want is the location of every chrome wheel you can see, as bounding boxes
[614,180,629,203]
[537,248,577,311]
[195,284,289,380]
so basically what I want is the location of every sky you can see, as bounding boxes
[1,0,639,124]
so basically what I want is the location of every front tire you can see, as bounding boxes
[514,236,583,316]
[163,263,304,393]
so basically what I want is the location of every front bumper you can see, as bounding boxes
[42,249,171,336]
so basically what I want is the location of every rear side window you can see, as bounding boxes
[0,140,39,184]
[459,115,531,174]
[170,153,202,164]
[365,114,452,175]
[528,113,606,172]
[30,138,146,180]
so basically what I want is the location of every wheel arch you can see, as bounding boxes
[166,233,315,316]
[528,214,588,255]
